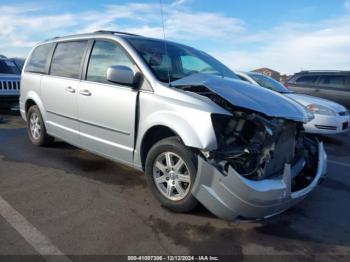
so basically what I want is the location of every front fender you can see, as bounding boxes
[134,109,218,169]
[132,89,232,170]
[145,110,216,148]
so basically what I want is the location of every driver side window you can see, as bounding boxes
[86,40,134,84]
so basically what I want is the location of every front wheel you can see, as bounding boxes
[145,137,198,212]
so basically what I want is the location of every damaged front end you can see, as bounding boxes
[192,110,327,220]
[172,74,327,220]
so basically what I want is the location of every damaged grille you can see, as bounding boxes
[262,123,296,178]
[211,112,301,180]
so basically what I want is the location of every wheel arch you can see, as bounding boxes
[23,91,47,121]
[25,99,36,113]
[139,125,179,170]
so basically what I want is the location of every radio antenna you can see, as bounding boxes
[159,0,171,86]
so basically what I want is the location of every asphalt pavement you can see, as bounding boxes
[0,111,349,261]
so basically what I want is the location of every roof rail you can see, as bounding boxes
[45,30,141,42]
[94,30,141,36]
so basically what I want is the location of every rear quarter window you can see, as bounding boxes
[25,43,53,74]
[318,75,346,89]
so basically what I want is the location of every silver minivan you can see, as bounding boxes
[20,31,327,220]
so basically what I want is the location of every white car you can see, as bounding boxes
[236,71,350,135]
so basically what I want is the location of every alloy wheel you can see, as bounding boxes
[152,152,191,201]
[29,112,41,140]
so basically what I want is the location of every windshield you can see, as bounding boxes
[0,60,20,74]
[248,73,291,93]
[126,38,238,83]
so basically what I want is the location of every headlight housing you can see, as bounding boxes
[306,104,337,116]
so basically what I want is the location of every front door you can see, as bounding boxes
[78,40,138,165]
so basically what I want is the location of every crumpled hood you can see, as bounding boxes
[171,73,313,122]
[285,93,346,113]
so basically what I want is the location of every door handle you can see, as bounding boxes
[65,86,76,93]
[79,90,91,96]
[315,89,320,93]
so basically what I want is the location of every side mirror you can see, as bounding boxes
[107,65,139,87]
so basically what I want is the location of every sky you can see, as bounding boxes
[0,0,349,74]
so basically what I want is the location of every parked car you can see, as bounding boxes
[285,71,350,110]
[235,71,350,135]
[12,58,26,71]
[20,31,327,220]
[0,57,21,109]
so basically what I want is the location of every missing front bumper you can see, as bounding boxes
[192,142,327,221]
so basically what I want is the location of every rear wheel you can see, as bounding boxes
[27,105,54,146]
[145,137,198,212]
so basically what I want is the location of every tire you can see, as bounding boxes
[145,137,198,212]
[27,105,54,146]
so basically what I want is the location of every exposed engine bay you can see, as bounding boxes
[179,85,319,190]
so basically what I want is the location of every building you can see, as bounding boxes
[279,74,290,83]
[252,68,291,82]
[252,68,281,81]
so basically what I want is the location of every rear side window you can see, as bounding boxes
[86,40,134,84]
[319,75,346,88]
[50,41,88,79]
[295,75,318,84]
[25,43,53,74]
